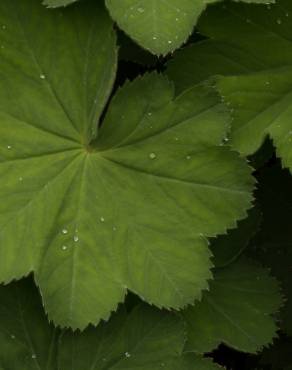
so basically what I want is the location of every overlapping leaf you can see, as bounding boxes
[0,0,254,329]
[183,258,282,354]
[167,0,292,171]
[210,207,261,268]
[250,164,292,336]
[0,278,221,370]
[43,0,274,55]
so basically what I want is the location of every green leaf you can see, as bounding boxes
[0,0,254,329]
[0,278,58,370]
[167,0,292,171]
[43,0,78,8]
[183,258,282,354]
[211,207,261,268]
[249,164,292,336]
[165,354,221,370]
[166,40,260,94]
[0,278,220,370]
[105,0,274,56]
[217,67,292,171]
[105,0,210,56]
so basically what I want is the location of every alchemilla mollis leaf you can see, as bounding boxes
[0,0,254,329]
[105,0,275,56]
[168,0,292,171]
[183,258,283,354]
[43,0,78,8]
[42,0,275,55]
[0,278,220,370]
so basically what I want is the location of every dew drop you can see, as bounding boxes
[62,245,67,251]
[7,145,12,149]
[168,40,172,44]
[186,155,191,160]
[277,18,282,25]
[125,352,131,358]
[10,334,15,339]
[40,74,46,79]
[73,235,79,242]
[175,17,179,21]
[62,229,68,235]
[137,7,144,13]
[147,112,152,116]
[152,36,157,40]
[100,216,105,222]
[32,354,37,359]
[149,152,156,159]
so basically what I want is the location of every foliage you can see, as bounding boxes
[0,0,290,369]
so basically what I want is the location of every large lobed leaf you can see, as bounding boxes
[0,278,221,370]
[0,0,254,329]
[167,0,292,171]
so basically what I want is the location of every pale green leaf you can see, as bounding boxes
[105,0,211,56]
[0,0,254,329]
[43,0,78,8]
[183,259,282,354]
[0,278,219,370]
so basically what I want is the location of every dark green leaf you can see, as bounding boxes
[0,278,220,370]
[167,0,292,171]
[183,259,282,353]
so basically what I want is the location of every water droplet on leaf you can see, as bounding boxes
[149,153,156,159]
